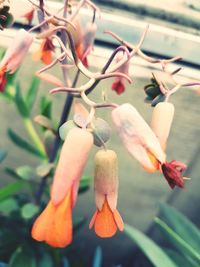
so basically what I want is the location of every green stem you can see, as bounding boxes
[23,118,47,159]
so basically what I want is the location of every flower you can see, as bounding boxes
[72,18,97,67]
[112,103,186,189]
[0,29,33,74]
[111,53,130,95]
[22,8,35,25]
[0,70,6,92]
[89,150,124,238]
[33,38,55,65]
[32,127,93,247]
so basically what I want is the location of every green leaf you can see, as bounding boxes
[0,181,25,201]
[159,203,200,252]
[21,203,39,219]
[40,96,52,119]
[0,149,7,163]
[155,217,200,264]
[0,198,19,215]
[8,247,36,267]
[79,175,92,193]
[36,163,54,177]
[26,76,40,111]
[7,128,44,158]
[15,82,29,117]
[124,224,178,267]
[16,166,35,180]
[165,249,199,267]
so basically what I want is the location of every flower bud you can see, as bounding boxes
[151,102,174,150]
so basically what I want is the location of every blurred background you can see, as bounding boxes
[0,1,200,266]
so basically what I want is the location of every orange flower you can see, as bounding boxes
[33,38,55,65]
[31,128,93,247]
[89,150,124,238]
[31,191,73,248]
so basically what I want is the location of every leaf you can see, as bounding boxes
[15,82,29,117]
[0,181,25,201]
[34,115,55,133]
[25,76,40,111]
[79,175,92,193]
[21,203,39,219]
[16,166,35,180]
[159,203,200,252]
[165,249,199,267]
[93,247,102,267]
[0,149,7,163]
[36,163,54,177]
[40,96,52,119]
[7,128,44,158]
[0,198,19,215]
[8,247,36,267]
[124,224,178,267]
[155,217,200,264]
[38,254,54,267]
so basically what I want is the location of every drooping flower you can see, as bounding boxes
[112,103,186,189]
[33,38,55,65]
[22,8,35,25]
[111,53,130,95]
[0,29,33,74]
[32,127,93,247]
[89,149,124,238]
[72,18,97,67]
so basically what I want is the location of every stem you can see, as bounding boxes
[23,118,47,158]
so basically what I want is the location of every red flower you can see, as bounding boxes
[0,71,6,92]
[161,160,187,189]
[22,9,35,25]
[112,80,125,95]
[33,38,55,65]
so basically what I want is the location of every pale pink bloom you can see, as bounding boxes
[112,103,166,171]
[51,127,93,206]
[0,29,33,73]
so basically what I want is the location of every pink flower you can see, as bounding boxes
[112,103,186,189]
[89,150,124,238]
[111,53,130,95]
[0,29,33,74]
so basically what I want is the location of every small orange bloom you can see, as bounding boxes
[89,198,124,238]
[32,191,72,248]
[33,38,55,65]
[89,150,124,238]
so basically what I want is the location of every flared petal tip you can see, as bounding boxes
[161,160,187,189]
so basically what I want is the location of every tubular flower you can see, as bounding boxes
[111,53,130,95]
[73,19,97,67]
[33,38,55,65]
[112,103,186,189]
[32,127,93,247]
[89,150,124,238]
[0,29,33,75]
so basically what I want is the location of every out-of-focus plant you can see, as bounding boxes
[125,203,200,267]
[0,0,199,265]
